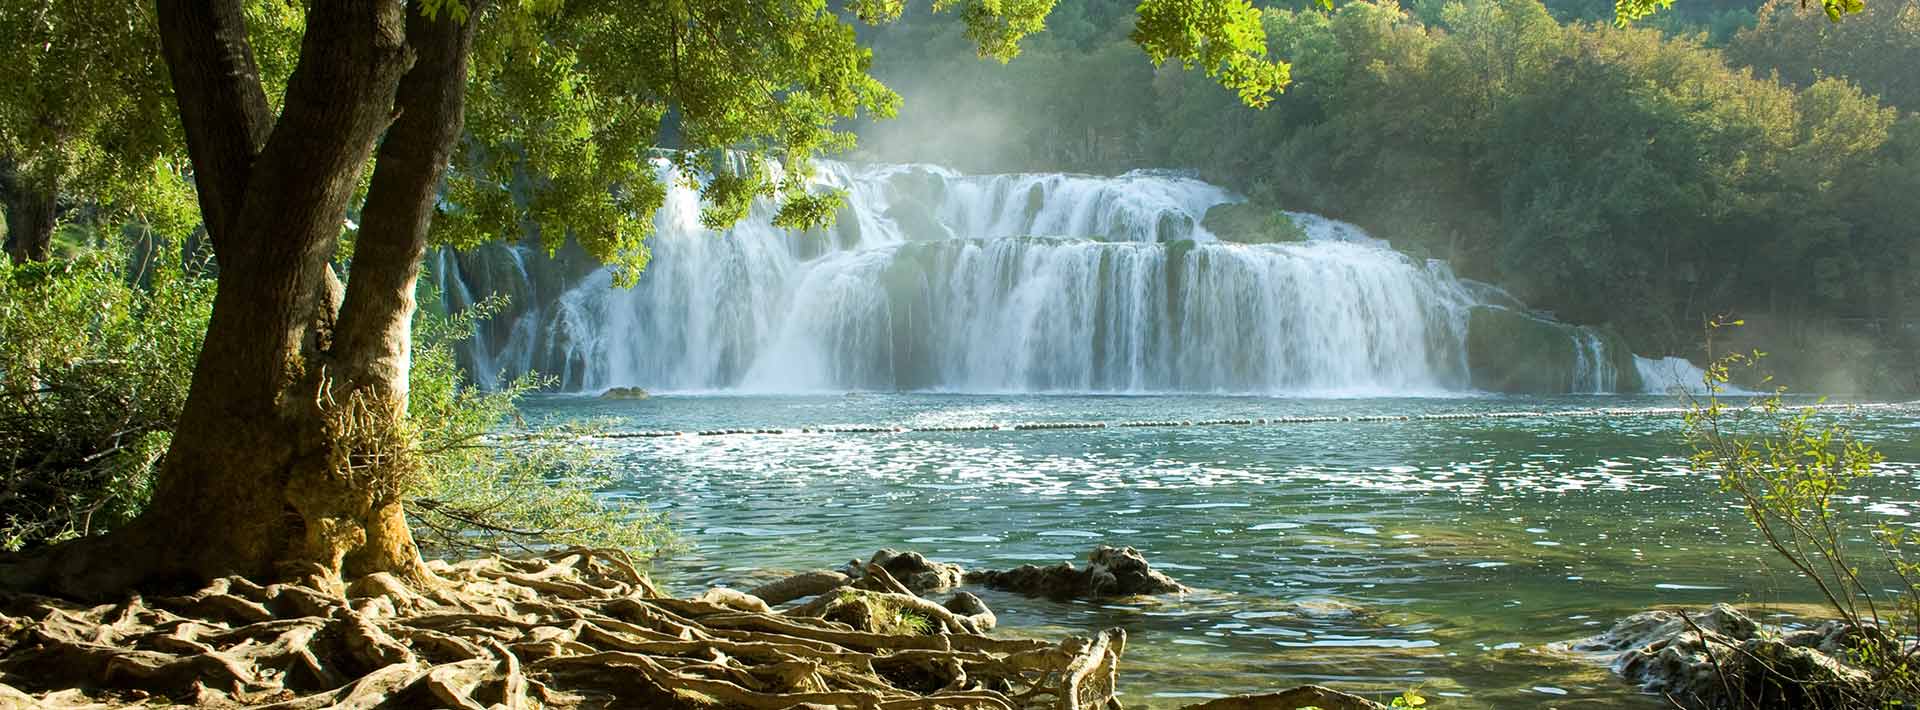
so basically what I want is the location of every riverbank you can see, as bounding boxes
[0,548,1399,709]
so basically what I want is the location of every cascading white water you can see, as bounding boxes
[438,159,1655,395]
[1635,355,1717,395]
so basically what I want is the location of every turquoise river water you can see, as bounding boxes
[520,393,1920,708]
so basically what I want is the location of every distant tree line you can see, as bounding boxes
[852,0,1920,393]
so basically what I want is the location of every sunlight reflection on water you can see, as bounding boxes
[525,393,1920,708]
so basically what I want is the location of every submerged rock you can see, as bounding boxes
[1287,597,1371,620]
[1564,603,1756,656]
[1177,685,1390,710]
[968,545,1190,600]
[1558,603,1878,709]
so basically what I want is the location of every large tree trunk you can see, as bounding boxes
[0,166,57,264]
[32,0,475,599]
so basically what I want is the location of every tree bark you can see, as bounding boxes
[153,0,274,254]
[33,0,452,599]
[0,162,57,264]
[2,185,56,265]
[328,0,480,580]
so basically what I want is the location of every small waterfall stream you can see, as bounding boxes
[1572,331,1618,394]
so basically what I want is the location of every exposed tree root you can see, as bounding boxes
[0,548,1127,709]
[747,571,849,606]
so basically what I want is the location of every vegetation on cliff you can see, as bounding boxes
[853,0,1920,392]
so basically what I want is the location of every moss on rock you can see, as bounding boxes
[1467,306,1579,393]
[1596,326,1644,394]
[1467,307,1649,394]
[1200,201,1308,244]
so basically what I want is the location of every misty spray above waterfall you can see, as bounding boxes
[436,159,1663,394]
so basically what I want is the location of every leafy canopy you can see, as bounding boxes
[1615,0,1865,25]
[0,0,174,226]
[1133,0,1294,108]
[428,0,1287,286]
[6,0,1284,287]
[0,0,303,244]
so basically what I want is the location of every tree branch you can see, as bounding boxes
[153,0,275,258]
[334,0,483,396]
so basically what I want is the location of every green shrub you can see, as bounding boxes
[1200,201,1309,244]
[1685,318,1920,703]
[0,248,209,550]
[0,246,673,561]
[404,290,675,558]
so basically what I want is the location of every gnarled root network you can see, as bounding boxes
[0,548,1125,709]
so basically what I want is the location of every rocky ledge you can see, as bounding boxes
[1558,603,1887,708]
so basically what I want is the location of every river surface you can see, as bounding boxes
[520,393,1920,708]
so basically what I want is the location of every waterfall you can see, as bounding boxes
[1635,356,1718,395]
[435,159,1655,395]
[1571,331,1617,394]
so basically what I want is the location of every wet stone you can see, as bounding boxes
[1556,603,1878,709]
[968,545,1191,600]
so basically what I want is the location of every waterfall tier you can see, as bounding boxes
[436,160,1658,395]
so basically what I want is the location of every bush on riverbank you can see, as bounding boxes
[0,244,669,559]
[405,291,673,556]
[0,250,207,550]
[1682,321,1920,706]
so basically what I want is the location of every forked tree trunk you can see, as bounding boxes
[32,0,476,599]
[325,0,479,582]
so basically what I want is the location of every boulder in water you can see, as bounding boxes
[1459,278,1528,310]
[1177,685,1390,709]
[969,545,1190,600]
[882,167,955,242]
[1558,603,1877,709]
[1597,326,1643,393]
[1467,306,1578,393]
[599,386,650,400]
[884,194,953,242]
[846,549,966,595]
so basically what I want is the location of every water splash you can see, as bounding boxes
[1635,356,1717,395]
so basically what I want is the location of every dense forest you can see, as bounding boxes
[849,0,1920,393]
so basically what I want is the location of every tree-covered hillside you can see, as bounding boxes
[851,0,1920,393]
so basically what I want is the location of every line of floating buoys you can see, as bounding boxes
[594,430,681,439]
[569,400,1918,441]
